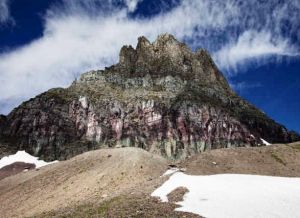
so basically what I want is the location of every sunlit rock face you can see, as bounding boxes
[0,34,298,161]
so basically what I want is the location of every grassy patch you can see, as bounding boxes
[271,152,286,166]
[96,197,123,217]
[38,197,123,218]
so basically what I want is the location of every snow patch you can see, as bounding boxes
[261,138,271,146]
[0,151,58,169]
[152,172,300,218]
[162,168,179,176]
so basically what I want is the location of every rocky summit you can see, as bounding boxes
[0,34,299,161]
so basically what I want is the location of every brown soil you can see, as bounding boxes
[167,187,189,203]
[0,147,169,218]
[0,162,35,180]
[32,160,200,218]
[36,184,200,218]
[180,143,300,177]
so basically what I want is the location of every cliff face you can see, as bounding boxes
[0,34,299,161]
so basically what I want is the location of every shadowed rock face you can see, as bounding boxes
[0,34,299,161]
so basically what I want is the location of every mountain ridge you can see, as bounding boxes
[0,33,299,161]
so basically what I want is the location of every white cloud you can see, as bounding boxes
[214,30,299,73]
[0,0,299,114]
[229,81,262,94]
[0,0,10,23]
[125,0,142,12]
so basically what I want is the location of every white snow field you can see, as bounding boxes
[0,151,58,169]
[152,172,300,218]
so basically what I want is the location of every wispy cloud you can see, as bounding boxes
[0,0,10,24]
[214,30,299,73]
[230,81,262,93]
[0,0,299,114]
[125,0,142,12]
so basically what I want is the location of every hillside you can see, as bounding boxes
[1,143,300,217]
[0,147,169,217]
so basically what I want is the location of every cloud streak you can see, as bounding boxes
[214,30,299,73]
[0,0,10,24]
[229,81,262,94]
[125,0,142,12]
[0,0,299,114]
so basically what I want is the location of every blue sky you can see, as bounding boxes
[0,0,299,132]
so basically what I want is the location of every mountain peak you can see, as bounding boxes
[117,34,229,91]
[136,33,179,48]
[137,36,151,48]
[120,34,187,65]
[0,33,299,162]
[154,33,179,45]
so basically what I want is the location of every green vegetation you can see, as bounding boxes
[37,196,123,218]
[172,84,225,109]
[96,197,123,217]
[42,88,76,104]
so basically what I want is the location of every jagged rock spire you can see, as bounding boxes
[117,34,230,91]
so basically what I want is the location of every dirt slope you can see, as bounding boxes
[0,147,168,218]
[181,142,300,177]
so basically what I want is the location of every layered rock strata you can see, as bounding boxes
[0,34,298,160]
